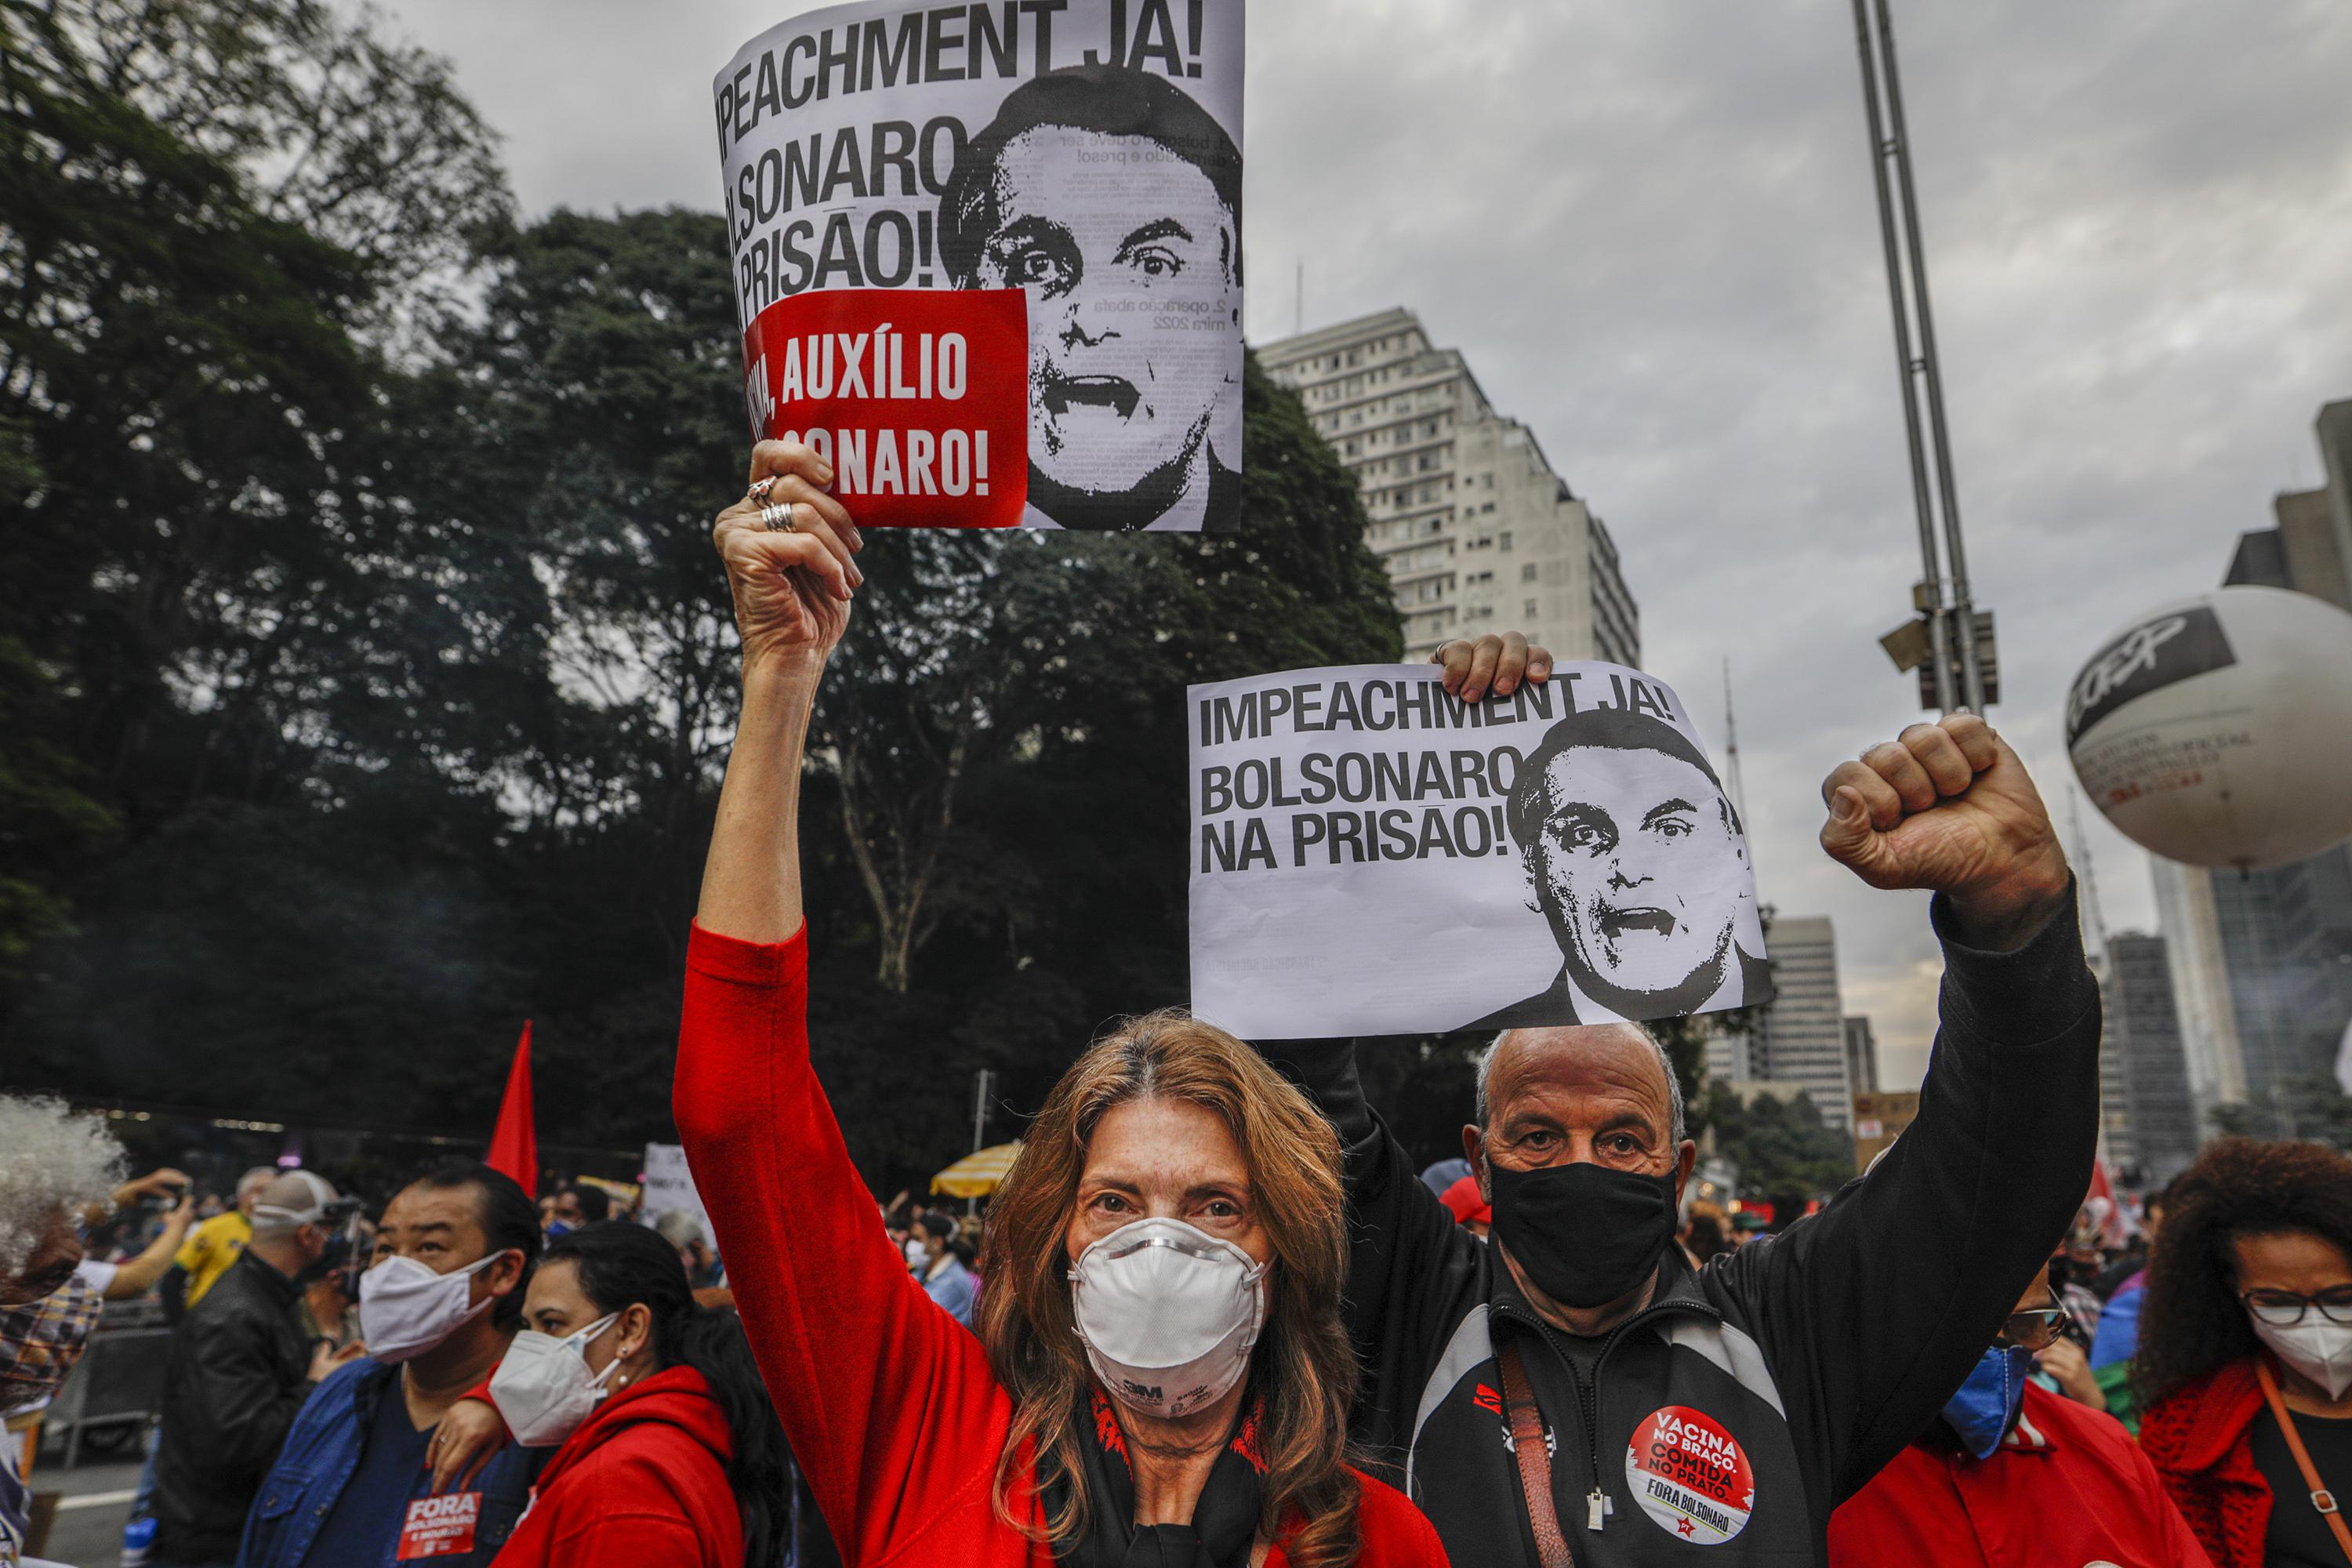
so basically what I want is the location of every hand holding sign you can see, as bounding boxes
[1434,632,1556,705]
[713,440,865,673]
[1817,715,2070,952]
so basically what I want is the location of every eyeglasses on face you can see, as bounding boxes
[1997,1306,2071,1352]
[2241,1286,2352,1327]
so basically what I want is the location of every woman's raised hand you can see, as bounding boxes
[712,440,864,671]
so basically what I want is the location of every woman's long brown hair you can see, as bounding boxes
[979,1010,1363,1566]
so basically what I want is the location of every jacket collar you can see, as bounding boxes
[1489,1243,1717,1347]
[532,1364,731,1492]
[234,1247,304,1306]
[2000,1384,2060,1454]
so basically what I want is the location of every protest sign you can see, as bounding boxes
[640,1143,713,1243]
[1189,662,1767,1039]
[714,0,1246,532]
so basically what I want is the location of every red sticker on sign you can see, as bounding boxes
[397,1490,480,1559]
[742,286,1029,530]
[1625,1406,1755,1544]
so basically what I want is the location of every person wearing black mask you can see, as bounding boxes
[1258,633,2103,1566]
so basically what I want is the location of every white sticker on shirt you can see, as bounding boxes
[1626,1406,1754,1544]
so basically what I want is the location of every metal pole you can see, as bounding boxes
[1871,0,1986,712]
[967,1067,992,1217]
[1849,0,1955,713]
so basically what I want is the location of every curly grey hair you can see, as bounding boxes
[0,1096,126,1282]
[1474,1025,1688,1144]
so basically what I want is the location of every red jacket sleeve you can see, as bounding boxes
[673,922,1017,1563]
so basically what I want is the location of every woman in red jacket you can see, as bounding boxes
[2139,1137,2352,1568]
[471,1221,790,1566]
[671,441,1446,1567]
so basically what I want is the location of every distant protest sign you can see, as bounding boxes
[641,1143,713,1243]
[1189,663,1767,1039]
[713,0,1245,532]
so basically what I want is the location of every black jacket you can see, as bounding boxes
[1263,887,2100,1566]
[152,1247,319,1560]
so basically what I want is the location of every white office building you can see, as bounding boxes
[1748,914,1854,1131]
[1259,309,1640,665]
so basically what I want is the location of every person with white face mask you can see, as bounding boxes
[418,1221,795,1568]
[664,445,1447,1567]
[234,1163,542,1568]
[2141,1137,2352,1568]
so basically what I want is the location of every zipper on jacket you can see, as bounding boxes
[1497,1294,1731,1548]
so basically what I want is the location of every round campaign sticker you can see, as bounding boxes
[1625,1406,1755,1544]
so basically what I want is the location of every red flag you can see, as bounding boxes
[486,1022,537,1193]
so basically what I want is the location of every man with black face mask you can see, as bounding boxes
[1259,633,2103,1566]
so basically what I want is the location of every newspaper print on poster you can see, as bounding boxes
[1187,662,1767,1040]
[715,0,1245,531]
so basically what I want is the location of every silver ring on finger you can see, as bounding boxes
[759,502,798,533]
[747,475,779,503]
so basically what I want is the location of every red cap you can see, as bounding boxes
[1440,1175,1490,1228]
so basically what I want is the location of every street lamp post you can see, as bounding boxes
[1851,0,1992,714]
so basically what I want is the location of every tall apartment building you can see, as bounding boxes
[1842,1017,1879,1097]
[2154,397,2352,1136]
[1749,915,1853,1131]
[2104,931,2201,1185]
[2092,942,2137,1174]
[1259,310,1640,665]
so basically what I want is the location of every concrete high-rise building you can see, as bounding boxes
[1842,1017,1879,1097]
[1259,310,1640,664]
[2103,931,2201,1186]
[2091,943,2137,1174]
[2153,397,2352,1135]
[2150,855,2249,1131]
[1704,1025,1753,1088]
[1749,915,1853,1131]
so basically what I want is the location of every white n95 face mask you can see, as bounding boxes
[489,1313,620,1446]
[2252,1313,2352,1400]
[358,1252,506,1365]
[1069,1218,1267,1420]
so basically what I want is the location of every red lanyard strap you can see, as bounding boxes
[1498,1338,1576,1568]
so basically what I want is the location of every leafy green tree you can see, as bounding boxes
[0,634,118,983]
[1701,1080,1857,1220]
[0,0,508,1009]
[2,31,1405,1195]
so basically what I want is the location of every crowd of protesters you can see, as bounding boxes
[0,446,2343,1567]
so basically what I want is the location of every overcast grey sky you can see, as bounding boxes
[359,0,2352,1086]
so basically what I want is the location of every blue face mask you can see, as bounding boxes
[1941,1344,2034,1460]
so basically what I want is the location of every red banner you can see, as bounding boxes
[742,288,1029,530]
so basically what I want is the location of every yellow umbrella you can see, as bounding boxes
[931,1141,1022,1199]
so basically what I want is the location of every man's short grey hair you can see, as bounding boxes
[236,1167,278,1200]
[0,1095,125,1282]
[1475,1025,1689,1144]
